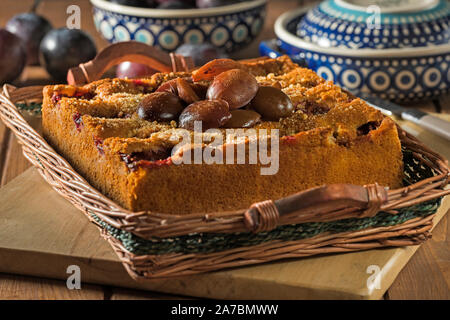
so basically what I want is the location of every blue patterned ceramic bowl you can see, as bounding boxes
[90,0,267,53]
[298,0,450,49]
[259,5,450,102]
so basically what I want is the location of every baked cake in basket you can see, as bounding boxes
[42,56,403,215]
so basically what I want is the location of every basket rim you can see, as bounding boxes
[0,84,449,239]
[99,212,436,279]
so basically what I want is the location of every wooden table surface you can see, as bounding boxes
[0,0,448,300]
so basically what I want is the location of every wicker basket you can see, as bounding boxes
[0,43,449,280]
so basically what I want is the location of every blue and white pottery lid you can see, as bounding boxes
[297,0,450,49]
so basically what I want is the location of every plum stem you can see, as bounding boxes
[30,0,42,13]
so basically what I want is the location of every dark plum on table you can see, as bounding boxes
[110,0,157,7]
[157,0,196,9]
[175,43,228,67]
[196,0,242,8]
[0,29,26,84]
[6,13,52,65]
[39,28,97,82]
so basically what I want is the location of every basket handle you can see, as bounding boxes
[3,85,45,104]
[244,183,388,233]
[67,41,195,85]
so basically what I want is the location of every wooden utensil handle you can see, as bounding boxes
[244,184,388,232]
[67,41,195,85]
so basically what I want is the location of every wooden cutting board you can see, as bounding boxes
[0,117,448,300]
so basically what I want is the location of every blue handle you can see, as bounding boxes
[259,40,283,58]
[259,40,307,67]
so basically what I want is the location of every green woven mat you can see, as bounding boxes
[91,150,443,255]
[17,103,42,116]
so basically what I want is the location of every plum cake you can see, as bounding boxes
[42,56,403,214]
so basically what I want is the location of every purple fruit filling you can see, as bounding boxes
[119,148,172,171]
[72,112,83,131]
[94,137,104,155]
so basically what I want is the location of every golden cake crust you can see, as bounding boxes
[42,56,403,214]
